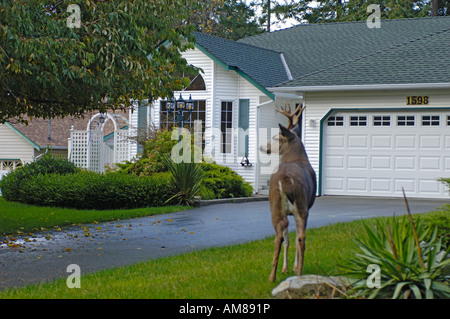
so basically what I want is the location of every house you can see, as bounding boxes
[134,16,450,199]
[0,111,126,179]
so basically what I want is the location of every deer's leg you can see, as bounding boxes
[293,211,307,276]
[281,227,289,273]
[269,229,283,282]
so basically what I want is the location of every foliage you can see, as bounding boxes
[199,163,253,200]
[0,153,80,201]
[440,178,450,195]
[3,170,174,210]
[116,128,253,200]
[190,0,264,40]
[0,0,197,123]
[116,129,178,175]
[163,156,204,206]
[293,0,448,24]
[340,216,450,299]
[417,204,450,249]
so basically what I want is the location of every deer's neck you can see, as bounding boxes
[281,142,310,164]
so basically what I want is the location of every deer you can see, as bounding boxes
[261,103,317,282]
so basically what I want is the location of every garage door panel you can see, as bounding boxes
[372,135,392,149]
[419,180,442,194]
[371,156,391,169]
[347,178,367,191]
[395,135,416,149]
[419,135,441,149]
[323,110,449,198]
[419,157,441,170]
[371,178,391,192]
[394,156,416,170]
[347,156,367,169]
[326,135,345,148]
[348,135,368,148]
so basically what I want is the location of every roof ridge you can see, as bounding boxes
[240,16,450,41]
[193,31,283,55]
[275,25,450,87]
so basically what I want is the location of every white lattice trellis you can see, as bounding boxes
[68,113,130,173]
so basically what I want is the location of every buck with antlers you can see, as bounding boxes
[261,103,317,282]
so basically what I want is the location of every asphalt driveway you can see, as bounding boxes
[0,195,448,290]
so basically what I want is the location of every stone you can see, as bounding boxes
[271,275,352,299]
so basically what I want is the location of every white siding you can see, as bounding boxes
[0,124,35,164]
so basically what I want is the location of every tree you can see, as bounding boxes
[293,0,449,24]
[188,0,264,40]
[0,0,198,123]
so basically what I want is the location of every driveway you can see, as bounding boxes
[0,196,448,290]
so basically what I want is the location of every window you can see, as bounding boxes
[422,115,440,126]
[185,74,206,91]
[350,116,367,126]
[160,100,206,148]
[327,116,344,126]
[0,160,22,171]
[373,115,390,126]
[221,101,233,154]
[447,115,450,126]
[397,115,415,126]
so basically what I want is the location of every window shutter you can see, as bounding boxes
[238,99,249,157]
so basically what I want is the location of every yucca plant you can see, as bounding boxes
[162,156,204,206]
[340,193,450,299]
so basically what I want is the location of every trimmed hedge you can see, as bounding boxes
[2,170,173,210]
[199,163,253,200]
[0,154,80,202]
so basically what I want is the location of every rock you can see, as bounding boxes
[271,275,352,299]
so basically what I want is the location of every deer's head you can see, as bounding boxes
[260,104,305,157]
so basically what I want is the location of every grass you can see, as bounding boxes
[0,197,190,235]
[0,199,447,299]
[0,218,381,299]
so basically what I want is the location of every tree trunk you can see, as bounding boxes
[431,0,439,16]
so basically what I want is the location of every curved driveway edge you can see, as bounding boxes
[0,196,448,290]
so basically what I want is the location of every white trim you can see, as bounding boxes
[269,82,450,93]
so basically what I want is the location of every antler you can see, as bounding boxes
[273,103,305,129]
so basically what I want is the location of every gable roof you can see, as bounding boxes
[237,16,450,88]
[277,26,450,89]
[6,110,128,150]
[193,32,290,97]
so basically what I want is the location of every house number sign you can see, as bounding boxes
[406,96,429,105]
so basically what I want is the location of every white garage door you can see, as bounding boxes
[322,110,450,199]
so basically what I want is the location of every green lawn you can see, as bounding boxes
[0,197,447,299]
[0,197,190,235]
[0,219,366,299]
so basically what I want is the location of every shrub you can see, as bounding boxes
[116,130,177,176]
[163,156,204,206]
[340,215,450,299]
[12,171,174,210]
[199,163,253,200]
[0,153,80,202]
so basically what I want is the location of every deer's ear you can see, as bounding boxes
[279,123,295,141]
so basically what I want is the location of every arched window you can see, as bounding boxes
[185,73,206,91]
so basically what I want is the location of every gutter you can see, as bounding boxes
[269,82,450,93]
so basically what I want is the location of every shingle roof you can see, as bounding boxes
[237,16,450,87]
[276,26,450,87]
[193,32,290,88]
[7,110,127,149]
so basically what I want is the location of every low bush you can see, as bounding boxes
[11,171,174,210]
[340,215,450,299]
[199,163,253,200]
[163,156,204,206]
[0,153,80,202]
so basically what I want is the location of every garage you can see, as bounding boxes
[322,109,450,199]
